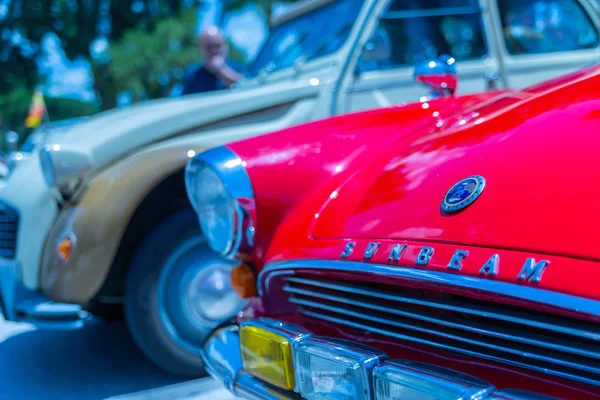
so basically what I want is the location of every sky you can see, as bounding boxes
[37,33,97,102]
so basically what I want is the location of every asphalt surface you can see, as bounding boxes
[0,316,236,400]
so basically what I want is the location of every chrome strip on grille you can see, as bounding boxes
[285,277,600,341]
[286,286,600,363]
[300,309,600,388]
[258,260,600,318]
[259,261,600,388]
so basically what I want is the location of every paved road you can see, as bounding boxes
[0,316,235,400]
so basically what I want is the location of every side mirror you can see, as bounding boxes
[414,55,458,99]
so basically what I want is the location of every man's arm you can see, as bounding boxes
[213,64,243,88]
[205,56,242,88]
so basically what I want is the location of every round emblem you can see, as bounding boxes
[441,175,486,213]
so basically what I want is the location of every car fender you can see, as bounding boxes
[38,95,324,304]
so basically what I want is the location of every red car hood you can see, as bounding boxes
[313,66,600,261]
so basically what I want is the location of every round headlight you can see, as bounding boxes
[185,146,255,258]
[38,143,93,195]
[193,165,236,254]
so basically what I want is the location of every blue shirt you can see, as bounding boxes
[180,62,243,95]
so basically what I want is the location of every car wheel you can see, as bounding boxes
[124,208,244,377]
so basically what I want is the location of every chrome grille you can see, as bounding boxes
[0,202,19,259]
[283,275,600,388]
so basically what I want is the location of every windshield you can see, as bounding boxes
[248,0,365,76]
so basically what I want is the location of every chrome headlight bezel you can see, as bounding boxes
[38,143,93,196]
[39,145,57,187]
[185,146,255,258]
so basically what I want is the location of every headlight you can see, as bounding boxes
[373,360,495,400]
[185,146,255,258]
[39,143,93,194]
[239,318,311,390]
[294,337,387,400]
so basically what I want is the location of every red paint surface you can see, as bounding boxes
[226,66,600,398]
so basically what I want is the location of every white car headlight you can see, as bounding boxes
[39,143,93,194]
[373,360,495,400]
[294,337,387,400]
[185,146,255,258]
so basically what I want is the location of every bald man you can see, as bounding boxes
[181,26,243,95]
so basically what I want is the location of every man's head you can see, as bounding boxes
[199,26,228,59]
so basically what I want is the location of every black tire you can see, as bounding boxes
[86,302,124,322]
[124,209,207,377]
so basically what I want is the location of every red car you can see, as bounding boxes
[184,59,600,399]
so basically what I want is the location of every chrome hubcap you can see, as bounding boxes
[156,235,246,354]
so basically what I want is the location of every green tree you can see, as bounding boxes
[96,7,198,105]
[0,0,196,131]
[0,0,302,133]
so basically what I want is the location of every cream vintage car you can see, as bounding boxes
[1,0,599,376]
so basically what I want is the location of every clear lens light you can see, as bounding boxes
[374,361,495,400]
[194,166,235,254]
[375,376,441,400]
[296,350,365,399]
[294,339,384,400]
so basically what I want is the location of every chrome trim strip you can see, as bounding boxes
[285,286,600,360]
[490,389,560,400]
[346,78,416,93]
[300,309,600,388]
[235,373,302,400]
[259,260,600,319]
[383,7,481,19]
[285,277,600,341]
[241,317,312,340]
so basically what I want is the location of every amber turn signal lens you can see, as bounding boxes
[56,235,75,262]
[240,324,296,390]
[231,263,257,298]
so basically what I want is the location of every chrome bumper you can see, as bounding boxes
[201,325,302,400]
[0,256,87,328]
[201,323,561,400]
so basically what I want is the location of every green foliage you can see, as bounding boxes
[0,85,33,134]
[0,0,193,131]
[0,0,303,132]
[45,97,100,122]
[99,8,199,103]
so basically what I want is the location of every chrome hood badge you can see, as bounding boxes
[441,175,486,213]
